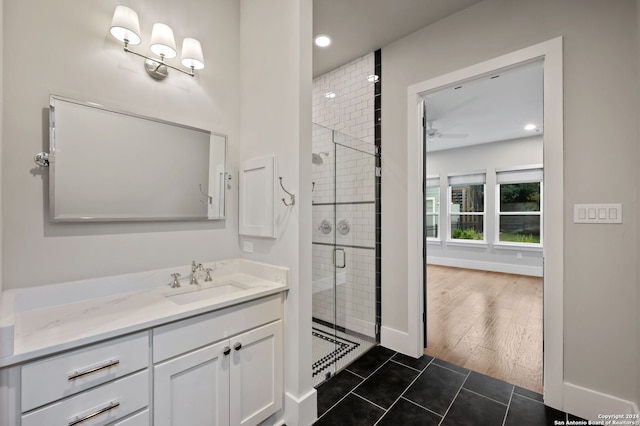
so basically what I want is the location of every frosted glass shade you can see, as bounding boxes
[110,5,141,45]
[181,38,205,70]
[150,23,177,58]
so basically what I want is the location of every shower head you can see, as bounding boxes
[312,151,329,165]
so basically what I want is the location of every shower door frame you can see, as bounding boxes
[311,124,381,385]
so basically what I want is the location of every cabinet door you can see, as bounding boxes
[154,340,230,426]
[230,320,283,426]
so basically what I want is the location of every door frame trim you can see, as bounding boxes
[405,37,564,410]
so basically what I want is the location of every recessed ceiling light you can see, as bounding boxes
[314,34,332,48]
[325,92,336,99]
[524,123,537,131]
[367,74,379,83]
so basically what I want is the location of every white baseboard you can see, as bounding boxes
[563,382,640,421]
[427,256,543,277]
[345,316,375,337]
[381,325,421,358]
[284,388,318,426]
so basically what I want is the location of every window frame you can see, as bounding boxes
[425,176,440,241]
[447,172,486,243]
[494,167,543,248]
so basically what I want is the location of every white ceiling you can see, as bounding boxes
[313,1,543,152]
[312,0,483,77]
[425,60,544,152]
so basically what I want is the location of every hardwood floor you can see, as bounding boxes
[424,265,542,393]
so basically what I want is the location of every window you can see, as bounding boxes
[425,176,440,239]
[496,167,543,245]
[448,173,485,241]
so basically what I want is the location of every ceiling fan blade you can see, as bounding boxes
[437,133,468,139]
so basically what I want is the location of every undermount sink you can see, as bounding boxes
[166,282,249,305]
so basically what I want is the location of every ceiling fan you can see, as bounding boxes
[426,120,468,141]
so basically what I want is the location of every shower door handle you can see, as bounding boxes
[333,248,346,269]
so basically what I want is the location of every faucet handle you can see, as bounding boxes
[170,273,181,288]
[205,268,213,282]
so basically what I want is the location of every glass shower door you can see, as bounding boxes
[311,124,339,386]
[333,131,377,358]
[311,125,378,387]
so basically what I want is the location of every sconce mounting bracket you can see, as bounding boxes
[144,59,169,80]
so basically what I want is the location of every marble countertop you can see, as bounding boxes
[0,259,289,367]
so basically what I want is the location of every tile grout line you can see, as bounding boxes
[315,364,376,423]
[372,360,442,426]
[501,386,516,426]
[318,351,396,422]
[437,370,471,426]
[432,361,470,377]
[351,391,388,412]
[461,386,512,407]
[388,356,436,373]
[512,391,544,404]
[399,396,444,418]
[350,351,397,382]
[314,377,364,423]
[345,368,367,380]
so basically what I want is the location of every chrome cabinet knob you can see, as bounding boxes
[234,342,242,351]
[223,346,231,356]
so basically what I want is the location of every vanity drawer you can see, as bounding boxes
[21,331,149,412]
[21,370,148,426]
[153,294,282,362]
[112,409,149,425]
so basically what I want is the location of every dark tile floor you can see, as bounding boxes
[315,346,582,426]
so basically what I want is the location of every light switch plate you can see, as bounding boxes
[573,203,622,224]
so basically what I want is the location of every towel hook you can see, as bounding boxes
[199,184,212,204]
[279,177,295,206]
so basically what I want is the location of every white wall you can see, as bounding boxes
[637,0,640,412]
[426,137,543,276]
[2,0,242,289]
[239,0,315,424]
[383,0,638,407]
[0,0,3,293]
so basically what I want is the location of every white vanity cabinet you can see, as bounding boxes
[0,263,288,426]
[152,294,283,426]
[18,331,150,426]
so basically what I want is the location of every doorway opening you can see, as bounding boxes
[422,61,544,392]
[405,38,564,409]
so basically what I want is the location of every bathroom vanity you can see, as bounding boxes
[0,259,288,426]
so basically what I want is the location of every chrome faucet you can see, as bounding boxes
[191,261,204,285]
[170,273,181,288]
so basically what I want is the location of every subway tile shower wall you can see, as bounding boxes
[312,53,376,339]
[312,53,375,144]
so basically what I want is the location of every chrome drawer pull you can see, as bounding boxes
[68,360,120,381]
[68,401,119,426]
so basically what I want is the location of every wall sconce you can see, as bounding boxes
[109,5,205,80]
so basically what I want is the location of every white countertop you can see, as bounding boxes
[0,259,289,367]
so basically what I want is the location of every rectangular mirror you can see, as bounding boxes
[48,95,227,221]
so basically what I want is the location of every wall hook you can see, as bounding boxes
[279,177,295,206]
[199,183,212,204]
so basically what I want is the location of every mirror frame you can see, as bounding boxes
[48,95,227,222]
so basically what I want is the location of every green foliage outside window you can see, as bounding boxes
[451,228,483,240]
